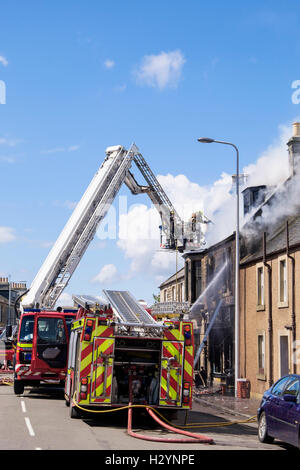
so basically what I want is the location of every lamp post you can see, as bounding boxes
[197,137,240,397]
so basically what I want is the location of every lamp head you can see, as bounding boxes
[197,137,215,144]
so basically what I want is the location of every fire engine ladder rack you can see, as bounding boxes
[103,290,161,329]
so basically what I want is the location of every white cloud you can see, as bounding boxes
[92,264,119,284]
[56,292,74,307]
[53,200,77,210]
[0,137,18,147]
[0,227,16,243]
[41,145,80,155]
[104,59,115,69]
[67,145,80,152]
[0,155,16,163]
[115,84,127,93]
[134,50,185,89]
[243,123,292,187]
[0,55,8,67]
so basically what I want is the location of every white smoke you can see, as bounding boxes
[94,120,297,283]
[241,121,300,238]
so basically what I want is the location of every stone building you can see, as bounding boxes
[0,278,27,329]
[159,268,185,303]
[238,122,300,398]
[239,217,300,398]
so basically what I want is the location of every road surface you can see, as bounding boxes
[0,383,292,452]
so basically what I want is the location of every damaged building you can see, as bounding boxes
[158,121,300,397]
[239,121,300,397]
[182,234,235,386]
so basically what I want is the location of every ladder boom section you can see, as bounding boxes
[21,142,206,311]
[124,153,185,250]
[21,144,138,310]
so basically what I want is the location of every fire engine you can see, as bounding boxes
[65,292,194,418]
[13,309,76,394]
[15,144,206,398]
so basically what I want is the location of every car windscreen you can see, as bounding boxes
[19,315,35,343]
[37,317,67,344]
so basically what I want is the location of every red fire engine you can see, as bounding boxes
[13,309,76,394]
[64,292,194,419]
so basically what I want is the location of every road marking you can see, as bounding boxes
[21,400,26,413]
[24,417,35,437]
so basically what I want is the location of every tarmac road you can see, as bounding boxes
[0,383,293,452]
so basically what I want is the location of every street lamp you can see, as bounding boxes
[197,137,240,398]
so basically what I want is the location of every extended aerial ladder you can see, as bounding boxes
[21,143,208,311]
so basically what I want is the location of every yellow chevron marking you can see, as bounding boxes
[91,338,114,400]
[184,359,193,378]
[80,346,92,373]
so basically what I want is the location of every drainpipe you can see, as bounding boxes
[286,221,296,374]
[263,232,273,388]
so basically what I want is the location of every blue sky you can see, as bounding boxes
[1,0,300,306]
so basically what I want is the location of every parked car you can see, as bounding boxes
[257,374,300,449]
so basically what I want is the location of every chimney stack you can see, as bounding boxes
[287,122,300,177]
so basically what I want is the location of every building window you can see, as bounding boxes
[279,334,289,377]
[257,333,265,378]
[256,265,264,308]
[278,256,288,306]
[163,289,167,302]
[195,261,202,299]
[172,286,176,301]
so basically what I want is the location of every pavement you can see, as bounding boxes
[193,386,262,419]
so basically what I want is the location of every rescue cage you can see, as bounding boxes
[66,316,194,411]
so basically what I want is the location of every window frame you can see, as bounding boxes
[257,330,266,380]
[256,263,265,311]
[278,255,288,308]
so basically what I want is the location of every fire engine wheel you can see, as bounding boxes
[70,402,81,419]
[13,379,24,395]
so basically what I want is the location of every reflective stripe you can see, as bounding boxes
[90,337,115,404]
[17,343,33,348]
[159,340,183,407]
[182,323,194,409]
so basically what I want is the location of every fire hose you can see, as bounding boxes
[126,370,213,444]
[127,402,213,444]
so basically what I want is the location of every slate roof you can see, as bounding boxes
[159,267,185,288]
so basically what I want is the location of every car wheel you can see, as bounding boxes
[258,411,274,444]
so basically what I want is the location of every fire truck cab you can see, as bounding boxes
[65,292,194,419]
[13,309,76,395]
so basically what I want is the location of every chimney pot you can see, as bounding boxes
[293,122,300,137]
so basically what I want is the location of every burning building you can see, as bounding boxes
[182,234,235,387]
[239,122,300,398]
